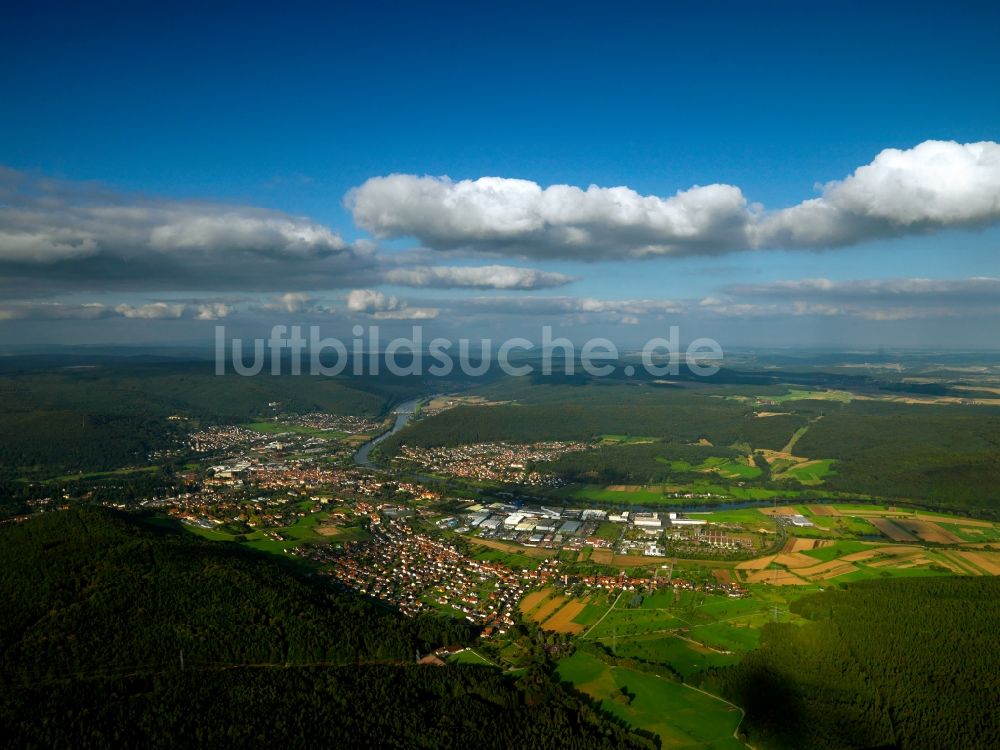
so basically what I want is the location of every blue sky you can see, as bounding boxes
[1,0,999,347]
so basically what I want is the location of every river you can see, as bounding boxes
[353,397,422,467]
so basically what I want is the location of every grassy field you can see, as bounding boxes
[48,465,162,482]
[781,424,813,454]
[560,482,795,505]
[470,544,543,570]
[799,539,871,562]
[781,458,836,484]
[447,648,497,666]
[561,485,671,504]
[586,606,689,640]
[696,508,775,527]
[593,521,623,541]
[655,454,762,480]
[164,512,370,559]
[763,388,855,404]
[699,456,762,480]
[600,434,660,444]
[573,597,615,628]
[556,652,746,749]
[586,583,826,659]
[608,634,740,678]
[174,522,242,541]
[937,522,1000,543]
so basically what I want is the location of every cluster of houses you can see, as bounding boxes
[188,421,357,461]
[188,425,270,452]
[270,412,385,434]
[298,517,561,636]
[393,441,589,486]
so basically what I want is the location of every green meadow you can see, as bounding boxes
[556,652,746,749]
[470,545,542,570]
[599,434,660,444]
[447,649,497,667]
[800,539,871,562]
[607,634,740,678]
[780,458,836,484]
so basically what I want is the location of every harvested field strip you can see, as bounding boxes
[590,549,614,564]
[928,555,967,575]
[841,545,921,563]
[815,563,859,580]
[866,558,900,568]
[744,569,809,585]
[796,559,865,577]
[897,519,963,544]
[531,594,571,623]
[737,554,776,570]
[841,549,883,562]
[781,537,826,553]
[914,513,994,527]
[542,597,589,633]
[876,545,924,556]
[870,518,919,541]
[937,552,983,576]
[773,552,820,569]
[519,588,552,615]
[954,551,1000,575]
[866,551,922,568]
[808,505,841,516]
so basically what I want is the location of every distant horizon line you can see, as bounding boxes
[4,343,1000,357]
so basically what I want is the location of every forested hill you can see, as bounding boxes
[0,359,410,477]
[700,577,1000,750]
[0,509,648,749]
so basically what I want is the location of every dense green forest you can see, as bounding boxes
[0,508,648,748]
[700,578,1000,749]
[381,399,804,454]
[544,441,742,485]
[0,508,467,678]
[5,358,1000,511]
[385,381,1000,511]
[794,401,1000,508]
[5,665,649,748]
[0,357,421,477]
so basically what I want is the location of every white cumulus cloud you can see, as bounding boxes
[345,289,438,320]
[0,168,375,294]
[348,174,752,259]
[346,141,1000,259]
[0,301,112,321]
[383,264,575,289]
[114,302,186,319]
[703,276,1000,320]
[755,140,1000,248]
[193,302,233,320]
[256,292,334,314]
